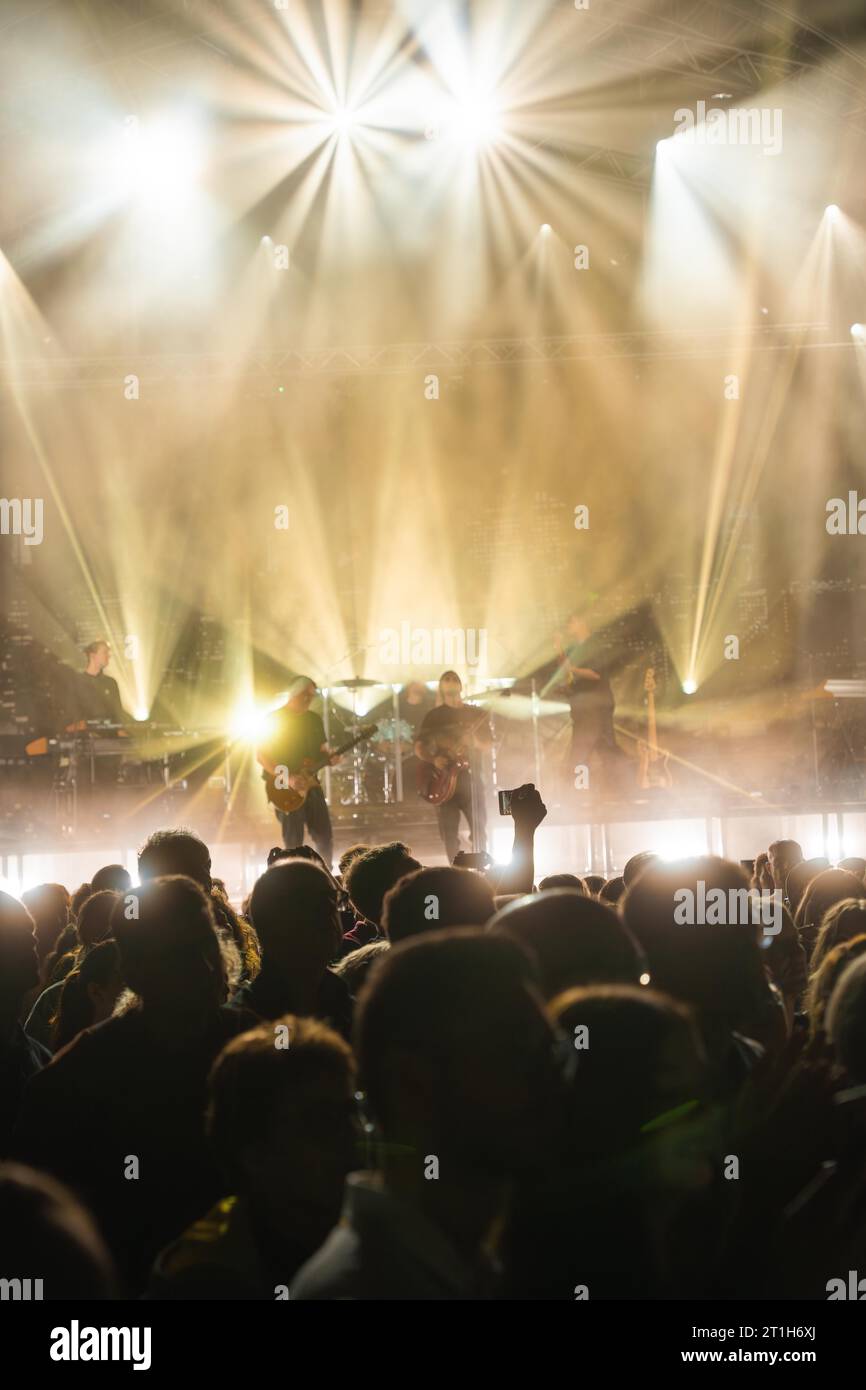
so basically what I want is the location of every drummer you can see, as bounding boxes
[367,680,433,742]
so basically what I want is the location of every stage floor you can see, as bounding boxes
[1,791,864,902]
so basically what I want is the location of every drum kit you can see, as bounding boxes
[324,678,416,806]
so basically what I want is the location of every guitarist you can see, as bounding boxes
[415,671,492,863]
[257,676,342,864]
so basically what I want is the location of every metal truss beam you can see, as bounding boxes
[0,322,836,389]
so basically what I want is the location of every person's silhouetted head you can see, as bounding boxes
[838,857,866,882]
[382,866,495,944]
[90,863,132,895]
[599,875,625,905]
[338,844,371,880]
[344,842,421,929]
[0,892,40,1018]
[249,859,340,975]
[332,940,390,996]
[70,883,93,918]
[622,852,661,888]
[0,1164,115,1298]
[286,676,316,712]
[811,898,866,973]
[491,889,645,999]
[76,890,120,950]
[797,870,865,962]
[438,671,462,707]
[52,940,123,1052]
[785,857,829,915]
[768,840,802,889]
[538,873,587,894]
[83,639,111,674]
[827,955,866,1083]
[621,859,775,1060]
[138,829,212,890]
[356,928,563,1174]
[551,986,710,1182]
[20,884,69,962]
[208,1015,356,1247]
[806,934,866,1044]
[111,876,226,1015]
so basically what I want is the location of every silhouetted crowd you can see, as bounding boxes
[3,791,866,1300]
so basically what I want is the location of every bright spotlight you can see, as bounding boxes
[133,706,149,722]
[331,106,358,136]
[682,678,698,695]
[540,223,552,236]
[103,116,204,209]
[129,121,202,202]
[229,703,274,743]
[825,204,840,220]
[851,323,866,341]
[455,92,502,146]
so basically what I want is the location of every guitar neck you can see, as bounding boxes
[646,690,659,756]
[310,729,369,774]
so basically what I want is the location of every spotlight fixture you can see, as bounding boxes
[540,223,552,235]
[682,678,697,695]
[825,204,840,220]
[851,323,866,342]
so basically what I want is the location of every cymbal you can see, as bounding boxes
[330,678,381,690]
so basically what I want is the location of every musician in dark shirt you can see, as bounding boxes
[70,640,130,727]
[415,671,492,863]
[257,677,339,866]
[542,616,625,796]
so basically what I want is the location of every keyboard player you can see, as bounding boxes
[70,640,131,729]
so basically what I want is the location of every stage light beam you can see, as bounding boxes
[229,703,274,743]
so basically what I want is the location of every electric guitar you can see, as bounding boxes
[637,668,672,789]
[416,706,493,806]
[263,723,377,814]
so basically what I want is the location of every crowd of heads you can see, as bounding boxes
[2,825,866,1299]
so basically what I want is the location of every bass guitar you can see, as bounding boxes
[637,668,672,789]
[263,723,377,814]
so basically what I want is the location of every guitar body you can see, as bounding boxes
[263,722,377,816]
[263,761,318,815]
[417,756,469,805]
[637,743,673,789]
